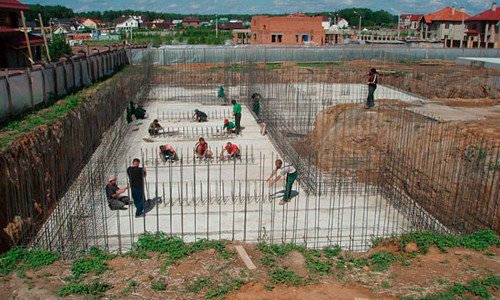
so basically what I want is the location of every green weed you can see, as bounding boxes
[0,247,59,275]
[369,251,396,272]
[323,245,341,258]
[381,281,391,289]
[71,247,113,276]
[57,280,111,297]
[186,277,212,293]
[151,279,167,291]
[264,63,282,70]
[303,252,332,274]
[269,268,302,286]
[205,276,245,299]
[121,280,138,296]
[423,275,500,300]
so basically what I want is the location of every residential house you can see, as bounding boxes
[465,3,500,48]
[219,22,244,30]
[82,18,101,30]
[400,14,423,31]
[115,16,139,31]
[182,16,201,28]
[337,18,349,29]
[151,21,174,30]
[0,0,44,67]
[249,13,326,45]
[421,6,470,47]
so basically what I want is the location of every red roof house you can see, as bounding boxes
[421,6,470,43]
[464,3,500,48]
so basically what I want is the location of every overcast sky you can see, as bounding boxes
[22,0,493,15]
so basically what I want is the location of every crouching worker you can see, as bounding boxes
[194,137,213,160]
[220,142,240,160]
[134,104,147,119]
[223,119,236,134]
[267,159,298,205]
[148,119,163,137]
[193,109,208,122]
[105,176,130,210]
[159,144,179,162]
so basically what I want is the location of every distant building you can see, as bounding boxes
[182,16,201,28]
[82,18,102,30]
[115,16,139,31]
[151,21,174,30]
[248,13,326,45]
[400,14,423,30]
[465,2,500,48]
[0,0,45,67]
[421,6,470,47]
[219,22,244,30]
[337,18,349,29]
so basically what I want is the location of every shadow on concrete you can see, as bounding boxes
[270,190,299,200]
[144,196,162,214]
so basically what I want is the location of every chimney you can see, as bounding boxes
[492,2,497,11]
[451,6,456,16]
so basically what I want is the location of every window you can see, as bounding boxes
[271,34,276,43]
[295,34,299,43]
[263,25,266,30]
[277,34,282,43]
[302,35,309,42]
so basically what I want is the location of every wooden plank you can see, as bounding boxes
[234,245,257,270]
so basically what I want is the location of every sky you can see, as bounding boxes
[22,0,494,15]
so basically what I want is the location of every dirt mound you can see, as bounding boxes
[280,251,309,278]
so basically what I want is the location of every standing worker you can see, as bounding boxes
[365,68,379,109]
[267,159,298,205]
[218,84,226,105]
[251,92,261,119]
[231,99,242,134]
[127,158,147,218]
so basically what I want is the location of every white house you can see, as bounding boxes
[337,18,349,29]
[115,16,139,31]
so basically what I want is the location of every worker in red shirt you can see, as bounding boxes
[159,144,179,162]
[194,137,213,160]
[365,68,379,109]
[220,142,240,160]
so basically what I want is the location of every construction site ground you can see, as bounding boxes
[0,234,499,300]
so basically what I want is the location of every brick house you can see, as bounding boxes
[464,3,500,48]
[400,14,423,30]
[182,16,201,28]
[249,13,326,45]
[0,0,44,67]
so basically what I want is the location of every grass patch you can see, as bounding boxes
[132,232,233,267]
[269,268,303,285]
[151,279,167,291]
[369,251,396,272]
[264,63,282,70]
[205,275,245,299]
[71,247,114,276]
[422,275,500,300]
[57,279,111,297]
[0,247,59,275]
[399,230,499,254]
[186,277,212,293]
[121,280,138,296]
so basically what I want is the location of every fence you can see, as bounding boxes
[129,46,500,65]
[0,48,129,124]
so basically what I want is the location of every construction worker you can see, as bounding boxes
[193,109,208,122]
[223,118,236,134]
[251,92,261,118]
[267,159,298,205]
[365,68,379,109]
[148,119,163,137]
[159,144,179,162]
[127,158,146,218]
[231,99,242,134]
[126,101,136,123]
[105,176,130,210]
[134,104,147,119]
[218,84,226,104]
[220,142,240,160]
[194,137,213,160]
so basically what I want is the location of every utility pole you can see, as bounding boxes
[215,14,218,39]
[38,13,51,62]
[397,14,401,39]
[359,16,362,34]
[20,11,34,65]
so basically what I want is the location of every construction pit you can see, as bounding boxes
[27,61,500,259]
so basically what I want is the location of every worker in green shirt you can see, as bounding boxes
[223,119,236,134]
[231,99,242,134]
[218,85,226,105]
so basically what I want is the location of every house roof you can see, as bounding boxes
[183,16,200,22]
[83,18,102,24]
[424,7,470,23]
[116,16,134,24]
[219,22,244,30]
[401,14,423,22]
[0,0,29,11]
[466,6,500,22]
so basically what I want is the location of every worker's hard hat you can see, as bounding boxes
[108,176,116,182]
[224,118,229,124]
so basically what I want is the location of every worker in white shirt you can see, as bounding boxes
[267,159,298,205]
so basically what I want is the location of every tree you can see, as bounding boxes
[25,4,74,23]
[48,34,72,62]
